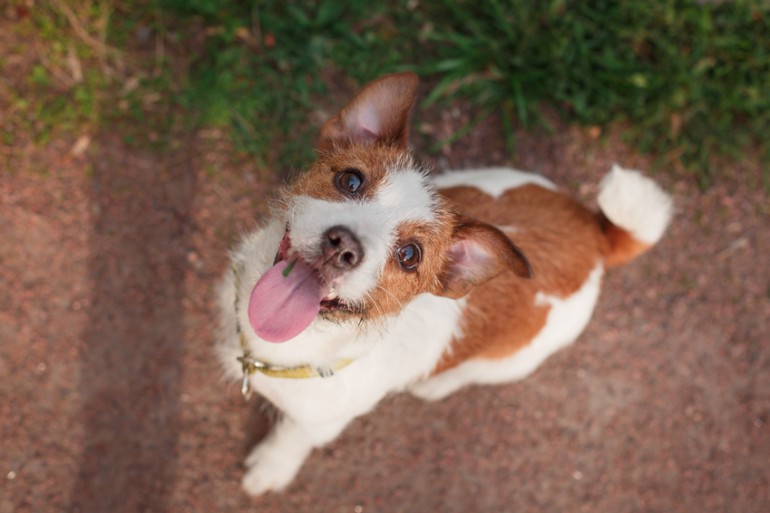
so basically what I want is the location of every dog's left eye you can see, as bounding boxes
[336,169,364,195]
[397,242,422,272]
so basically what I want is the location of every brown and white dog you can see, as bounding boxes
[218,72,673,495]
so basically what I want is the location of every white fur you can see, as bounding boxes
[432,168,556,197]
[381,159,436,221]
[218,163,466,495]
[219,239,463,494]
[597,164,673,245]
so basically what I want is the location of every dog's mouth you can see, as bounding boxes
[319,293,348,312]
[247,228,362,343]
[272,230,356,312]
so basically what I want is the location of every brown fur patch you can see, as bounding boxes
[597,212,651,267]
[363,209,456,320]
[289,145,408,203]
[432,184,609,373]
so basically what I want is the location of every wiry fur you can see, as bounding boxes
[217,73,673,496]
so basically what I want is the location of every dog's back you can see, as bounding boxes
[411,166,672,396]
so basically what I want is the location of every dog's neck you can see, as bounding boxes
[231,263,356,398]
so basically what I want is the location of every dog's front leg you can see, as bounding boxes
[242,414,348,496]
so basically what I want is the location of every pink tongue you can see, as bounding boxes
[247,259,324,343]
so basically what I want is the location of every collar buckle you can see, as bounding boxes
[237,352,264,400]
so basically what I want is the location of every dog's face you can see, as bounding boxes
[249,73,531,342]
[284,144,456,322]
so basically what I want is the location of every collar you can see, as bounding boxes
[231,263,354,399]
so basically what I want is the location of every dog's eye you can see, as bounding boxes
[336,169,364,195]
[397,242,422,272]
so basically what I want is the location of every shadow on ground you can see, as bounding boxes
[69,136,197,513]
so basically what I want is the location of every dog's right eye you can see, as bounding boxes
[335,169,364,196]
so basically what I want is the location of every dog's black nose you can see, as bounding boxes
[323,226,364,269]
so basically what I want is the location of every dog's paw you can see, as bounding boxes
[244,443,264,469]
[242,462,294,496]
[241,441,304,496]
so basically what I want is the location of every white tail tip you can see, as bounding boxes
[597,164,673,245]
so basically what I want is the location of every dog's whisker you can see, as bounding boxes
[362,289,387,317]
[374,284,405,311]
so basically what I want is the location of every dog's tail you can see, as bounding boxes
[596,164,673,267]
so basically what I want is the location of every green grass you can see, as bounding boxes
[8,0,770,186]
[418,0,770,187]
[155,0,418,167]
[5,1,106,147]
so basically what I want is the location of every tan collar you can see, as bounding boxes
[232,264,353,399]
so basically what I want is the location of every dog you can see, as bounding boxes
[217,72,673,495]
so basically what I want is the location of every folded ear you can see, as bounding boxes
[317,72,419,152]
[437,217,532,300]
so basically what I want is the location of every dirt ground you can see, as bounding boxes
[2,27,770,513]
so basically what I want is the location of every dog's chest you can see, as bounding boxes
[249,293,464,424]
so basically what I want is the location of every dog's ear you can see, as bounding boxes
[436,216,532,299]
[318,72,419,152]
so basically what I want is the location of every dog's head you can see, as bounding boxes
[249,73,531,342]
